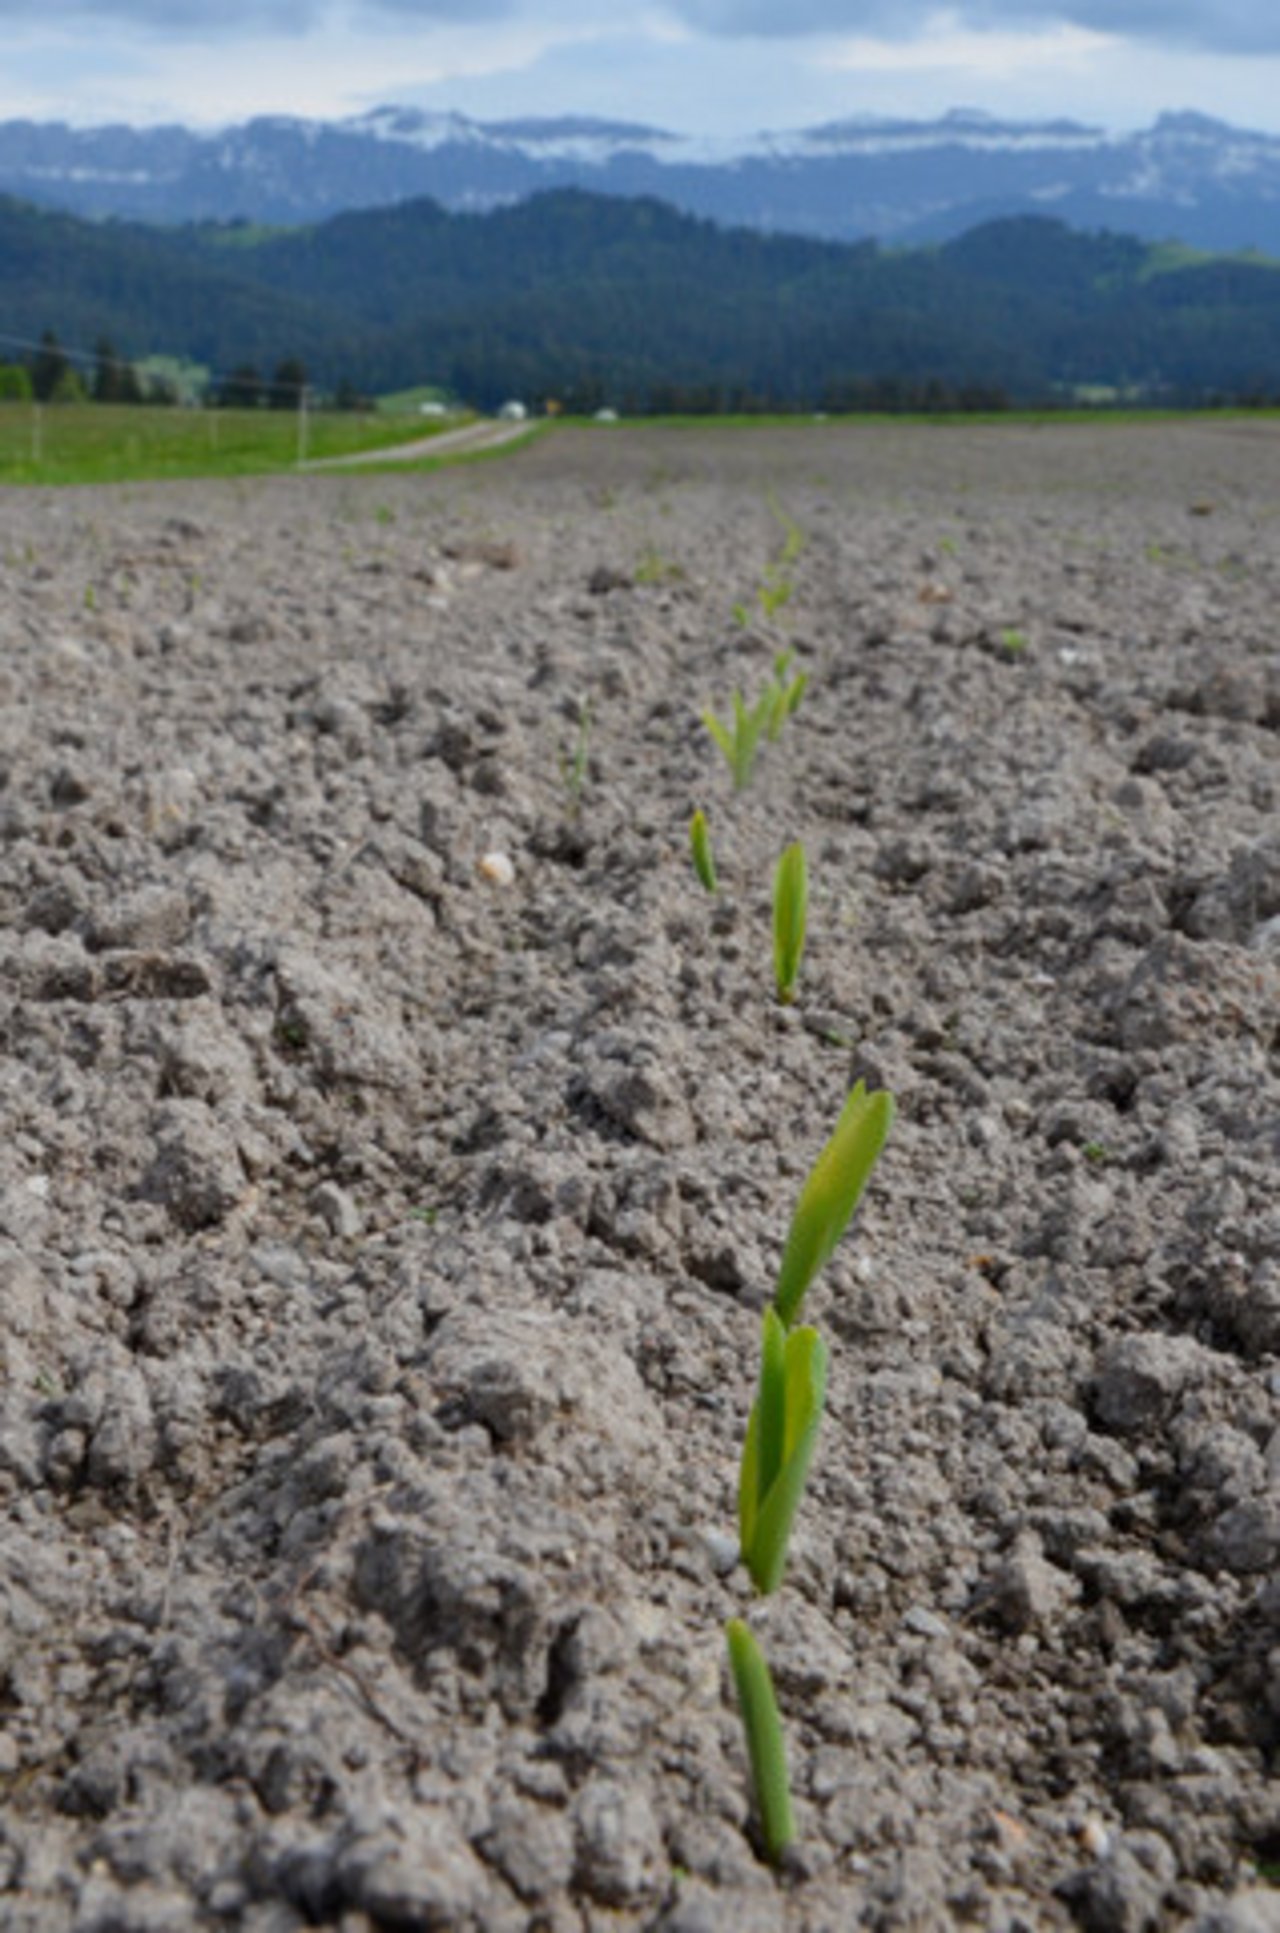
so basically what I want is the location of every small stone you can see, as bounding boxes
[477,850,515,885]
[981,1531,1077,1632]
[703,1530,740,1577]
[1207,1497,1280,1576]
[311,1181,362,1239]
[1092,1334,1208,1433]
[137,1100,247,1231]
[250,1243,311,1290]
[902,1605,950,1640]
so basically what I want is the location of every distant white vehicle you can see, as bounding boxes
[418,401,448,417]
[497,400,528,421]
[594,408,620,423]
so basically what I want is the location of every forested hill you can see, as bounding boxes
[4,187,1280,408]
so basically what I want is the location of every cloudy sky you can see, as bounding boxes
[8,0,1280,137]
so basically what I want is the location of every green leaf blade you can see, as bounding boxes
[726,1619,795,1864]
[774,1081,894,1330]
[689,808,718,893]
[738,1308,786,1562]
[772,841,808,1006]
[744,1327,827,1596]
[755,1308,787,1520]
[702,708,734,766]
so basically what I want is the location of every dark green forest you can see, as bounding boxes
[3,186,1280,410]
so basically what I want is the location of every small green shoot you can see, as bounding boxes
[774,1081,895,1330]
[766,649,808,740]
[703,687,773,791]
[635,546,683,585]
[769,497,805,567]
[559,698,591,812]
[725,1618,795,1864]
[738,1308,828,1596]
[704,651,807,781]
[690,809,717,893]
[999,627,1028,655]
[772,842,808,1005]
[757,570,793,623]
[731,600,751,629]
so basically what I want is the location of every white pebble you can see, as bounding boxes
[477,850,515,885]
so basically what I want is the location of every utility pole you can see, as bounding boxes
[296,383,309,467]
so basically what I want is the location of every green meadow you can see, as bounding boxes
[0,402,467,486]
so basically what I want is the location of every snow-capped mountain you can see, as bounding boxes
[4,106,1280,250]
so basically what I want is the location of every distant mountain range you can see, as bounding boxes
[4,188,1280,410]
[7,106,1280,252]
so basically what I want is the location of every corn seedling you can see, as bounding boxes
[726,1618,795,1862]
[756,569,793,623]
[769,497,805,567]
[774,1080,895,1330]
[725,1083,893,1860]
[690,809,718,893]
[772,842,808,1005]
[738,1308,828,1595]
[766,649,808,741]
[703,687,774,791]
[635,546,683,585]
[559,698,591,812]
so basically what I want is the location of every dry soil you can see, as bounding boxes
[1,421,1278,1931]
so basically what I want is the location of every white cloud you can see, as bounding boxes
[818,14,1114,82]
[2,0,1280,140]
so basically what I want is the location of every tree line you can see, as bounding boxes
[0,330,329,408]
[4,191,1280,414]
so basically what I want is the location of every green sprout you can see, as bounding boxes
[635,546,683,585]
[769,497,805,567]
[774,1081,895,1330]
[690,808,718,893]
[738,1308,828,1596]
[703,688,774,791]
[999,627,1028,656]
[724,1081,895,1865]
[772,842,808,1005]
[559,698,591,812]
[757,570,793,623]
[704,650,808,785]
[725,1618,795,1864]
[766,649,808,741]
